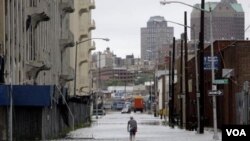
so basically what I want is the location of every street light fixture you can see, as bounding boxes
[160,1,206,12]
[74,38,109,96]
[160,1,219,140]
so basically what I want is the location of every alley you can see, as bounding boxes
[54,111,221,141]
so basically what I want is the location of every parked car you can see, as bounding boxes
[111,99,125,110]
[121,107,131,114]
[103,102,112,109]
[124,101,131,109]
[93,108,106,115]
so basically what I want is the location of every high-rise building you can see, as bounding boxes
[125,54,135,67]
[191,0,244,42]
[141,16,174,62]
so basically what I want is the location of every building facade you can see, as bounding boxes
[141,16,174,62]
[69,0,96,96]
[0,0,94,140]
[0,0,96,96]
[98,67,135,85]
[0,0,75,86]
[185,40,250,130]
[92,48,115,69]
[191,0,244,42]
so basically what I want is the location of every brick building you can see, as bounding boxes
[185,40,250,129]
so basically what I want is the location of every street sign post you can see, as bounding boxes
[213,79,228,84]
[208,90,223,96]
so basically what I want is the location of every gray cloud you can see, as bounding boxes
[93,0,250,58]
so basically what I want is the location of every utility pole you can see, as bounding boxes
[125,80,127,97]
[154,58,158,114]
[150,78,152,114]
[100,54,104,117]
[199,0,205,134]
[180,40,183,128]
[198,0,205,134]
[171,37,176,127]
[168,51,172,126]
[165,54,168,125]
[124,59,127,97]
[184,11,188,129]
[194,28,200,133]
[96,52,101,119]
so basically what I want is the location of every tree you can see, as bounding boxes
[134,73,153,85]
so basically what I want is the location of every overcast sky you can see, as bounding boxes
[92,0,250,58]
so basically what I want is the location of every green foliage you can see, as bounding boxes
[135,73,153,85]
[104,79,124,86]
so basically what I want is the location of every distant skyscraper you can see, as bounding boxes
[141,16,174,62]
[191,0,244,42]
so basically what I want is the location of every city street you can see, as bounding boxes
[1,0,250,140]
[53,111,222,141]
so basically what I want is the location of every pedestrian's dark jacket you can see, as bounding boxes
[127,119,137,132]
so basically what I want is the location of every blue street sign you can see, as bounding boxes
[204,55,220,70]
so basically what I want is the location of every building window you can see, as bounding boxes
[29,0,37,7]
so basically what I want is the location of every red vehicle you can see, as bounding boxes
[132,96,144,113]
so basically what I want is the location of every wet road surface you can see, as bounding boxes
[52,111,221,141]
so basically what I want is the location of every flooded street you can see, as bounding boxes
[53,111,221,141]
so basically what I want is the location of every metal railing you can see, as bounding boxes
[55,85,75,131]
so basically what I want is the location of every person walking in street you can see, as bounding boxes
[127,116,137,141]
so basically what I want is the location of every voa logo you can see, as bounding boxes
[226,129,246,136]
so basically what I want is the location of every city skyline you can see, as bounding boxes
[92,0,250,58]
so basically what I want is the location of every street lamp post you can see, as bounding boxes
[160,1,219,139]
[150,79,152,114]
[207,6,220,140]
[97,51,101,119]
[146,50,153,114]
[74,38,109,121]
[73,38,109,96]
